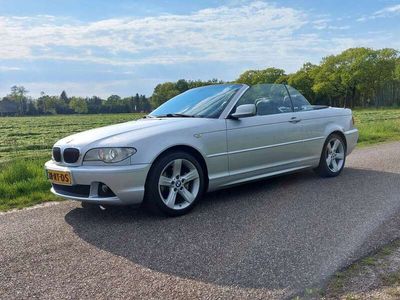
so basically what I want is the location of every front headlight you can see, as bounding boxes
[84,147,137,163]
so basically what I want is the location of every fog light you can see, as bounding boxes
[97,183,116,197]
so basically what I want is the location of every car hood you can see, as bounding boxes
[55,118,185,148]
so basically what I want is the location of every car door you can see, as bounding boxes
[226,84,310,181]
[285,85,326,159]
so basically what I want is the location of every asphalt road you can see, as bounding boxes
[1,142,400,299]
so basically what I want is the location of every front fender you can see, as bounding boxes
[129,120,229,189]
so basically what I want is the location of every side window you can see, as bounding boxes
[235,84,292,116]
[286,86,313,112]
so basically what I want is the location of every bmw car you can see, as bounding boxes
[45,84,358,216]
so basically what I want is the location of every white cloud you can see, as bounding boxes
[0,0,397,83]
[312,19,350,30]
[375,4,400,16]
[357,4,400,21]
[0,1,314,67]
[0,66,21,71]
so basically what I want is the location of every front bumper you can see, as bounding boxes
[45,160,151,205]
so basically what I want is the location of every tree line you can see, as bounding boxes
[154,48,400,108]
[1,47,399,116]
[0,87,151,116]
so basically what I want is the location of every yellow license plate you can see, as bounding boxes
[47,170,72,186]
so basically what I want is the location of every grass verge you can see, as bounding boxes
[354,108,400,147]
[322,240,400,300]
[0,157,57,211]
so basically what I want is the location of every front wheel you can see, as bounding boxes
[314,134,346,177]
[144,151,205,216]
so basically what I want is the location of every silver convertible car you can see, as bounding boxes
[45,84,358,216]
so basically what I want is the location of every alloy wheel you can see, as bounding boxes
[325,138,345,173]
[158,158,200,210]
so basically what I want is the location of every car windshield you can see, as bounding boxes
[150,84,242,118]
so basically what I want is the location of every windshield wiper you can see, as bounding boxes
[155,113,196,118]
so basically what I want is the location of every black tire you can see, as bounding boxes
[314,133,347,178]
[144,151,205,217]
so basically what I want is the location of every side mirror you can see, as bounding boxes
[231,104,256,119]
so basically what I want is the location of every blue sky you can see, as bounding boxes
[0,0,399,98]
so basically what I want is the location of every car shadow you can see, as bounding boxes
[64,168,400,291]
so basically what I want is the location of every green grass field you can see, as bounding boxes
[0,114,143,163]
[0,109,399,211]
[353,109,400,146]
[0,114,144,211]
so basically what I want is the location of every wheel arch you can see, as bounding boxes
[327,130,347,149]
[314,129,347,177]
[317,128,348,161]
[147,145,209,191]
[322,123,348,148]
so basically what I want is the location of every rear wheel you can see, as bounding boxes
[144,151,205,216]
[315,133,346,177]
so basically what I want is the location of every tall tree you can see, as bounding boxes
[312,55,346,107]
[151,82,180,108]
[69,97,88,114]
[87,96,103,114]
[9,85,29,115]
[236,68,286,85]
[287,63,318,103]
[176,79,189,93]
[60,90,69,104]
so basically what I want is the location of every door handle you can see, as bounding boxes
[289,117,301,124]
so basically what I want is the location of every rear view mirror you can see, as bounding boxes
[231,104,256,119]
